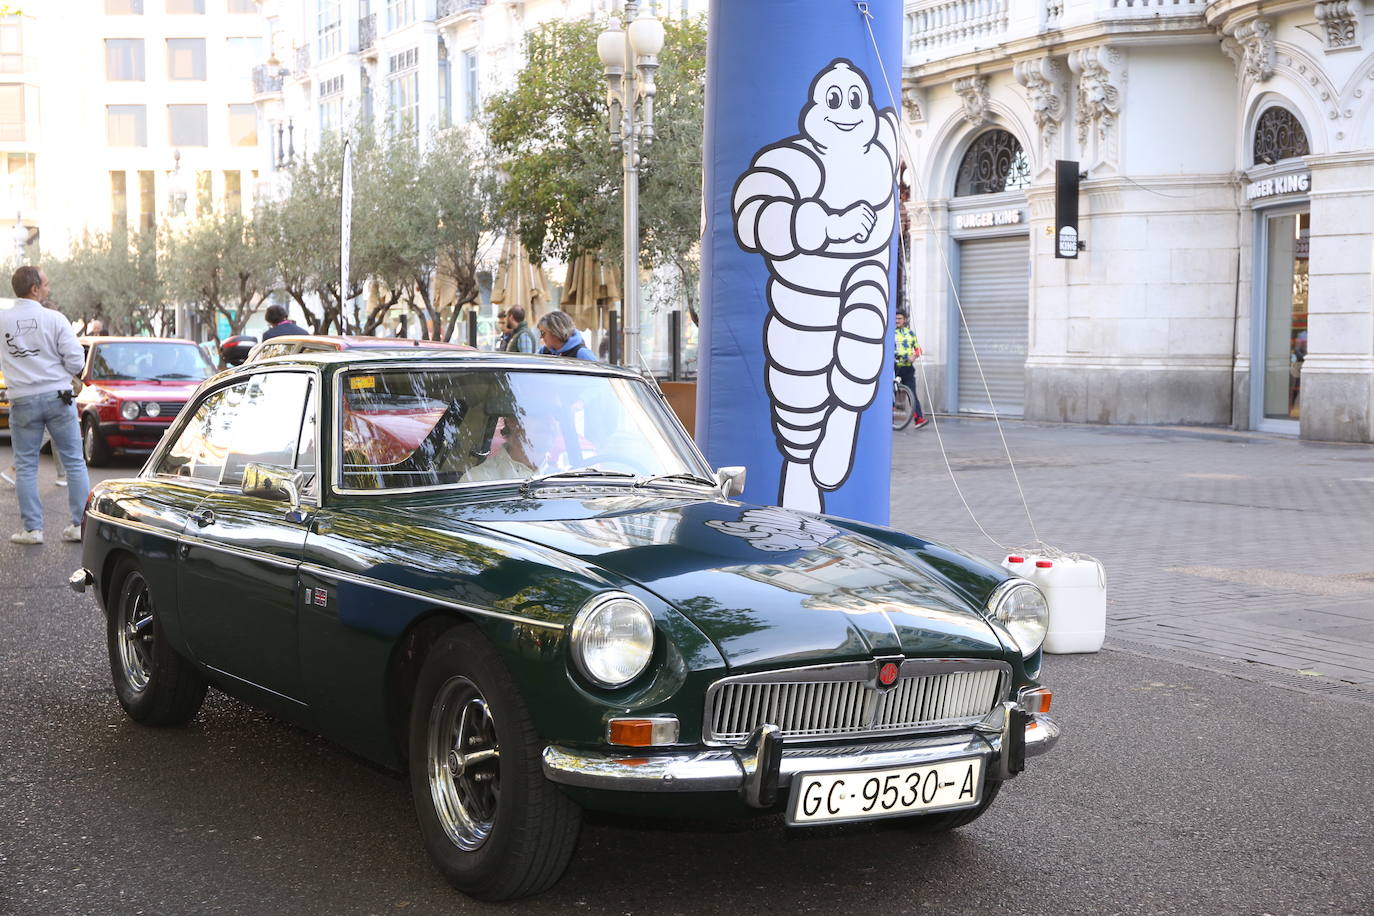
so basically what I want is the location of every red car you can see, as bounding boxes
[76,336,217,466]
[244,334,474,364]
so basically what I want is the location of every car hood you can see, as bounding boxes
[460,494,1009,670]
[87,380,198,400]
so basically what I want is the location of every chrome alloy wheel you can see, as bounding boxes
[116,572,155,693]
[427,675,501,851]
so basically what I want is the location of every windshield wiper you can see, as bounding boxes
[154,372,196,379]
[521,466,637,492]
[633,472,718,491]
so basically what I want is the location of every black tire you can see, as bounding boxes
[83,416,111,467]
[892,384,915,431]
[408,625,581,901]
[896,779,1001,833]
[107,558,208,726]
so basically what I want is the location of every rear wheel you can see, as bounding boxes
[408,625,580,901]
[892,383,915,431]
[83,416,111,467]
[107,558,207,725]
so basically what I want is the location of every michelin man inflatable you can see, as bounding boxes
[732,59,899,513]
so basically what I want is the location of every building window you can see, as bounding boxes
[106,104,146,146]
[5,152,35,212]
[386,0,414,32]
[1253,107,1310,165]
[138,170,155,233]
[318,74,343,135]
[387,48,418,135]
[0,83,22,141]
[105,0,144,12]
[111,171,128,231]
[0,19,24,74]
[461,49,477,122]
[225,37,262,77]
[105,38,145,80]
[168,104,209,146]
[954,129,1030,197]
[228,103,257,146]
[227,0,256,12]
[166,0,205,13]
[167,38,206,80]
[225,170,241,214]
[437,48,451,130]
[317,0,342,60]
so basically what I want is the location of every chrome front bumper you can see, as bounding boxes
[542,709,1059,807]
[68,568,93,594]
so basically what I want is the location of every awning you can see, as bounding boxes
[490,234,552,312]
[560,252,621,331]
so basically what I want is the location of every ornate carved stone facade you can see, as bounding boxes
[1227,18,1276,82]
[1068,45,1124,171]
[1013,57,1065,166]
[1314,1,1363,50]
[953,75,990,126]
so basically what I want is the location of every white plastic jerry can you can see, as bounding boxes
[1001,553,1106,654]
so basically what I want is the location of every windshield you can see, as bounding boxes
[338,367,706,491]
[90,341,216,381]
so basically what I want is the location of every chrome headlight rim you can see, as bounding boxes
[144,401,161,418]
[569,591,655,689]
[987,578,1049,659]
[119,400,141,420]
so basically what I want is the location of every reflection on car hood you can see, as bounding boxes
[464,496,1008,669]
[87,381,198,400]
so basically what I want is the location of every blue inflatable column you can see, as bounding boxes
[697,0,903,525]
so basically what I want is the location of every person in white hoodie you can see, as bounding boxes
[0,266,90,544]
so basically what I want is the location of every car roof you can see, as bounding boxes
[226,348,640,380]
[79,336,200,345]
[260,335,474,350]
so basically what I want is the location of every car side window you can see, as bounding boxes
[157,382,249,482]
[219,372,311,488]
[295,377,318,489]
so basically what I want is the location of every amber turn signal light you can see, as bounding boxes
[1018,687,1052,715]
[607,716,680,747]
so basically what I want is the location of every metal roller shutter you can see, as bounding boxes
[956,235,1029,416]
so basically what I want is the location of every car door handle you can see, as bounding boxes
[178,542,190,559]
[190,508,215,528]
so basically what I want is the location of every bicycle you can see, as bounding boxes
[892,375,915,431]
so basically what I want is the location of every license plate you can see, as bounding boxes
[787,756,984,826]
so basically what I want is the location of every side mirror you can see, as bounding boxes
[715,466,746,499]
[242,462,306,509]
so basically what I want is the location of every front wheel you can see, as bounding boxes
[107,558,207,725]
[83,416,111,467]
[408,625,580,901]
[892,383,915,431]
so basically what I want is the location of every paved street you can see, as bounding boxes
[2,422,1373,915]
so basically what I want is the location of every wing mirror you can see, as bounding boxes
[242,462,308,517]
[715,466,746,499]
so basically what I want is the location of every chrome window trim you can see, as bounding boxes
[328,361,712,498]
[701,658,1012,747]
[142,367,324,502]
[299,563,566,632]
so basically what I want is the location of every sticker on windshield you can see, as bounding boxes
[349,375,376,390]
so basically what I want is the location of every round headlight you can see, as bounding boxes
[570,593,655,688]
[991,580,1049,658]
[144,401,161,418]
[120,401,140,420]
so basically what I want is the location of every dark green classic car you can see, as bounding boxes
[70,351,1059,900]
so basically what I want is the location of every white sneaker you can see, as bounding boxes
[0,468,13,487]
[55,479,68,488]
[10,530,43,545]
[61,525,81,542]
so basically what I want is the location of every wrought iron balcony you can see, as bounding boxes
[437,0,486,20]
[359,13,376,52]
[252,64,284,96]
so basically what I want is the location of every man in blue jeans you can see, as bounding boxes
[0,265,90,544]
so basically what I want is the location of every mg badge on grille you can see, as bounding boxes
[877,661,900,688]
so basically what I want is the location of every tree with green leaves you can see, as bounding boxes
[46,229,167,335]
[486,15,706,315]
[161,210,270,343]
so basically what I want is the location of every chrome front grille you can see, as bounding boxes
[703,659,1009,745]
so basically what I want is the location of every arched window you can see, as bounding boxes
[1253,107,1310,165]
[954,130,1031,197]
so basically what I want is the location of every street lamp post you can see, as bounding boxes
[597,1,663,370]
[166,149,193,338]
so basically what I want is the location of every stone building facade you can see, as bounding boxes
[901,0,1374,441]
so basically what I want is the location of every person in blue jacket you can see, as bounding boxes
[537,310,596,361]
